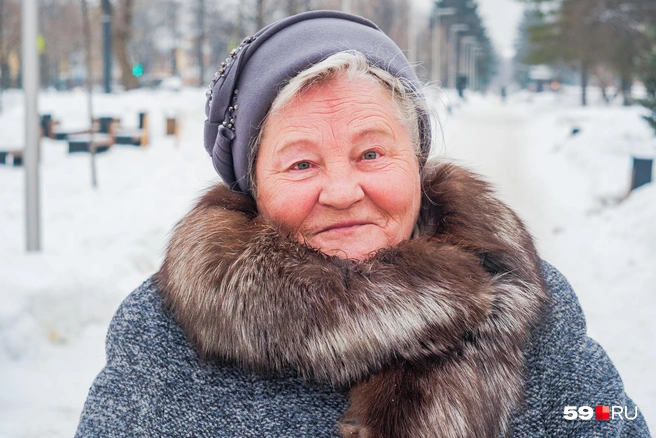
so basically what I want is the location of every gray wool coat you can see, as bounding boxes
[75,261,650,437]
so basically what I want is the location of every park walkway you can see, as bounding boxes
[438,94,560,261]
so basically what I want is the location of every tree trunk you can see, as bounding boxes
[580,61,588,106]
[0,0,4,107]
[287,0,299,16]
[80,0,93,123]
[197,0,205,86]
[621,74,633,106]
[113,0,138,90]
[169,0,177,75]
[599,83,608,104]
[257,0,265,29]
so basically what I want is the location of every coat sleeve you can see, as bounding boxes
[511,262,651,437]
[74,279,170,437]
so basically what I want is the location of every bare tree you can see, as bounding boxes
[169,0,179,75]
[39,0,85,89]
[312,0,411,52]
[114,0,138,90]
[197,0,205,85]
[256,0,266,29]
[0,0,5,109]
[287,0,300,15]
[0,0,20,88]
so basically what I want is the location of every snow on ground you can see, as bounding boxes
[0,85,655,436]
[0,87,219,437]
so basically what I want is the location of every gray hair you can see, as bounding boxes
[249,50,428,197]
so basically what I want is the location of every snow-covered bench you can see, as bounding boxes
[0,150,23,166]
[115,112,149,147]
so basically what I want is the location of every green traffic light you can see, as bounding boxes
[132,64,144,77]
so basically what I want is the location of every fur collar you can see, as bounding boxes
[156,161,549,438]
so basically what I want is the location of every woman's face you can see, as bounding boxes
[255,76,421,260]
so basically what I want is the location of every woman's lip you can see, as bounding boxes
[319,222,371,233]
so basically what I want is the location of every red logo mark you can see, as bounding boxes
[596,405,610,420]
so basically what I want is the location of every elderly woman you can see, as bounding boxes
[76,11,649,438]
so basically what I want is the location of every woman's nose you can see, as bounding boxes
[318,163,365,209]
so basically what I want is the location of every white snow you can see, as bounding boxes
[1,85,655,436]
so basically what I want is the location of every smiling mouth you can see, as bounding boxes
[319,222,371,233]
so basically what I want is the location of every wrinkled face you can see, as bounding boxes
[255,76,421,260]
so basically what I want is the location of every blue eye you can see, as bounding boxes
[294,161,311,170]
[363,151,378,160]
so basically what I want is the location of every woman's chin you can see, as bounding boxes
[303,226,398,260]
[316,248,372,261]
[308,238,385,261]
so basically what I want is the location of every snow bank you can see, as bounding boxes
[0,87,218,436]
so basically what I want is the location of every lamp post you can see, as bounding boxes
[342,0,351,14]
[23,0,41,251]
[448,24,468,89]
[408,0,416,65]
[431,7,456,84]
[468,41,479,92]
[473,46,482,92]
[461,36,477,91]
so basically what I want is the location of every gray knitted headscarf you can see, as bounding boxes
[203,10,431,194]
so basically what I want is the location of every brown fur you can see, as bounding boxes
[156,161,549,438]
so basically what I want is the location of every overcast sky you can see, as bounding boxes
[413,0,526,58]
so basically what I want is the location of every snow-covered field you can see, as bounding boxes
[1,85,654,436]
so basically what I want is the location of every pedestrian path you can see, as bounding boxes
[437,96,560,262]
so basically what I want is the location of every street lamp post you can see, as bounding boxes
[23,0,41,251]
[461,36,477,91]
[459,37,467,82]
[408,0,416,65]
[431,7,456,85]
[341,0,351,14]
[468,41,479,92]
[448,24,468,89]
[472,46,481,92]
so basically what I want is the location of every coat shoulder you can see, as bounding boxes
[103,277,194,365]
[76,278,349,437]
[75,278,188,437]
[512,261,651,437]
[539,260,586,333]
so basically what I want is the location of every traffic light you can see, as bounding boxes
[132,63,143,77]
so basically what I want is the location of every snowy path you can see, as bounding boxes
[438,96,559,260]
